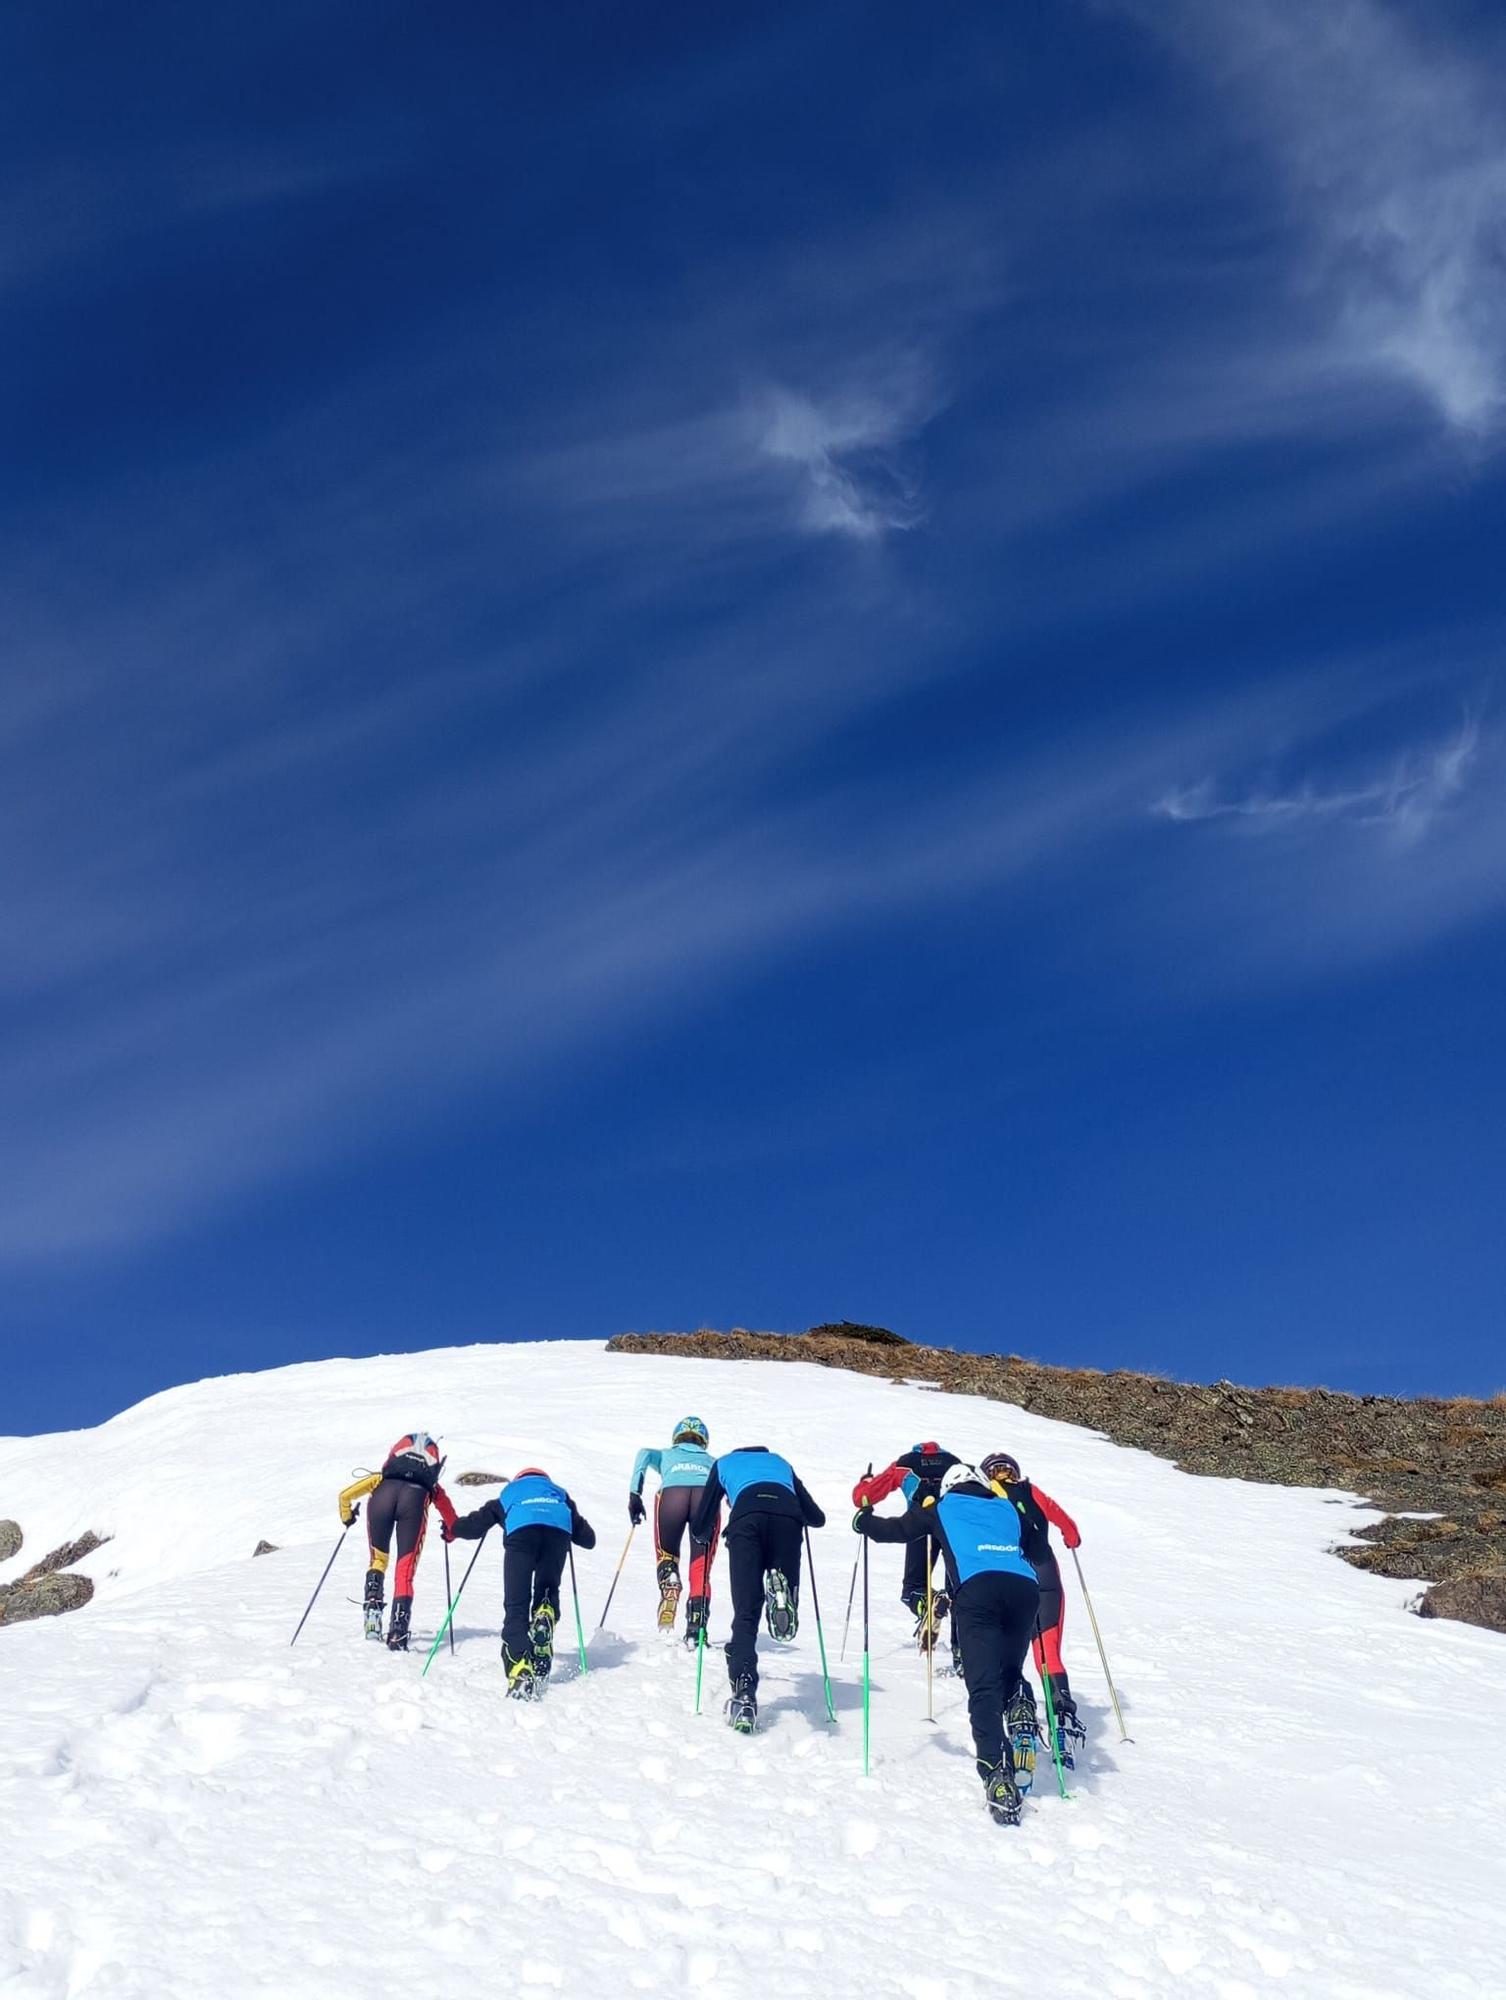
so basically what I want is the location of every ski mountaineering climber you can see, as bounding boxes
[855,1461,1040,1825]
[980,1449,1087,1767]
[853,1442,962,1656]
[337,1431,457,1651]
[627,1416,717,1646]
[690,1444,826,1733]
[444,1469,596,1698]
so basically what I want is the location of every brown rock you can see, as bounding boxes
[252,1540,279,1557]
[0,1520,20,1564]
[1417,1572,1506,1633]
[0,1571,94,1625]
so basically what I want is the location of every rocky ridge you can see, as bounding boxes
[605,1322,1506,1634]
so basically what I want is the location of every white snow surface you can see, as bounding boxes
[3,1339,1505,2000]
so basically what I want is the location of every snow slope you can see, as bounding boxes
[3,1340,1505,2000]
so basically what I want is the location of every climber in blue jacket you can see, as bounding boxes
[856,1463,1039,1824]
[691,1445,825,1732]
[446,1468,594,1700]
[627,1416,717,1645]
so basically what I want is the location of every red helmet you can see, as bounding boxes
[515,1466,549,1479]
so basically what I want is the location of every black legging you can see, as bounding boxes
[501,1525,569,1672]
[366,1478,427,1598]
[654,1485,719,1597]
[950,1570,1041,1776]
[723,1511,802,1693]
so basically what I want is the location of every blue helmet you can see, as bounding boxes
[672,1415,709,1448]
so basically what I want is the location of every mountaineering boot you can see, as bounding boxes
[725,1674,758,1734]
[1047,1673,1086,1768]
[529,1603,557,1684]
[949,1632,965,1680]
[683,1594,709,1651]
[1007,1681,1039,1794]
[910,1589,949,1654]
[656,1556,682,1632]
[363,1569,385,1642]
[505,1645,538,1701]
[763,1569,798,1643]
[979,1756,1023,1827]
[386,1596,412,1652]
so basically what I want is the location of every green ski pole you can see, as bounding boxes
[803,1526,836,1724]
[421,1539,485,1676]
[695,1622,706,1714]
[567,1543,588,1674]
[1036,1624,1071,1800]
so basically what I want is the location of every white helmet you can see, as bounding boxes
[940,1462,981,1497]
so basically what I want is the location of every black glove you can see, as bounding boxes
[341,1504,361,1528]
[852,1505,873,1535]
[628,1492,646,1526]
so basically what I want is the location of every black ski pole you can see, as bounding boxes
[840,1462,871,1662]
[443,1539,456,1655]
[803,1526,836,1724]
[290,1516,355,1646]
[861,1528,872,1775]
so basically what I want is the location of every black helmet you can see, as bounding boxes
[980,1451,1021,1486]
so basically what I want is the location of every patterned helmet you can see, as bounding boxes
[672,1416,709,1448]
[980,1451,1021,1486]
[390,1431,439,1465]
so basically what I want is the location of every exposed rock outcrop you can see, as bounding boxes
[0,1528,110,1628]
[0,1520,21,1564]
[607,1326,1506,1635]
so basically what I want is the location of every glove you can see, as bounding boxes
[851,1481,873,1509]
[852,1505,873,1535]
[1063,1527,1081,1551]
[441,1522,456,1543]
[628,1492,646,1526]
[340,1505,360,1529]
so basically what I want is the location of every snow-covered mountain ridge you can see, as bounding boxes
[3,1339,1505,1999]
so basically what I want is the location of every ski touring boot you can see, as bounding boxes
[725,1675,758,1735]
[905,1588,948,1656]
[529,1603,557,1686]
[980,1757,1023,1827]
[683,1594,709,1652]
[505,1648,539,1702]
[656,1556,682,1633]
[385,1596,412,1653]
[1047,1675,1086,1769]
[949,1631,965,1681]
[1007,1681,1040,1795]
[764,1569,798,1643]
[363,1569,385,1642]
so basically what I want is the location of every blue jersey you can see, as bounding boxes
[935,1491,1036,1588]
[717,1449,796,1509]
[630,1443,713,1494]
[499,1473,573,1536]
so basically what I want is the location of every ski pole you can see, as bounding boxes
[422,1539,485,1676]
[862,1529,871,1775]
[443,1540,456,1656]
[694,1621,706,1715]
[924,1539,935,1723]
[840,1463,871,1661]
[1071,1548,1131,1742]
[594,1522,637,1633]
[1036,1621,1071,1800]
[567,1543,588,1675]
[803,1526,836,1724]
[290,1517,355,1646]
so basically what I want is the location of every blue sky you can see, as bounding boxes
[5,1,1506,1432]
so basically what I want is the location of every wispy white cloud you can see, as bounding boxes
[1155,714,1483,845]
[752,377,930,540]
[1110,0,1506,435]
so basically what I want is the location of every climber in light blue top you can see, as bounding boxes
[626,1417,717,1645]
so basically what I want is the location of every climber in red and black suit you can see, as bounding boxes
[851,1443,962,1647]
[980,1450,1083,1742]
[338,1431,457,1652]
